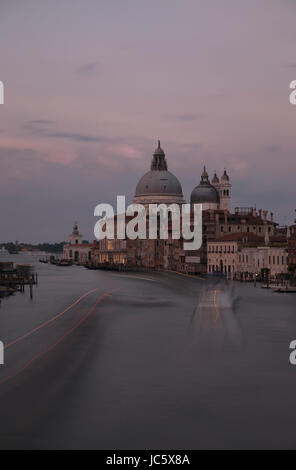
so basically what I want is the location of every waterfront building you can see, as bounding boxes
[186,205,278,275]
[207,231,288,280]
[63,223,93,264]
[91,142,185,270]
[179,166,231,274]
[288,225,296,283]
[74,140,284,275]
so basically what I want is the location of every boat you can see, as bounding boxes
[272,286,296,293]
[56,259,73,266]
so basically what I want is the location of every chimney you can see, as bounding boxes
[263,210,268,224]
[264,227,269,246]
[270,212,274,223]
[259,209,262,219]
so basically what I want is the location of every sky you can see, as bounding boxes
[0,0,296,243]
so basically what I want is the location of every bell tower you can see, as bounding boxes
[69,222,83,245]
[219,169,231,212]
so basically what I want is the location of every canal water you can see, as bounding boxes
[0,254,295,449]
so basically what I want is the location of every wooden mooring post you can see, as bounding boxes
[29,278,33,299]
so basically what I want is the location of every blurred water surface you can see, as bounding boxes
[0,254,295,449]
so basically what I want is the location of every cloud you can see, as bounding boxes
[23,120,55,136]
[77,61,100,76]
[0,145,138,242]
[23,121,105,143]
[46,132,104,143]
[174,113,205,122]
[265,145,280,152]
[28,119,56,125]
[105,144,141,160]
[206,93,231,100]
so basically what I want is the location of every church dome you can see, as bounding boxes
[221,169,229,182]
[212,172,219,184]
[191,166,220,205]
[135,171,183,197]
[134,141,184,203]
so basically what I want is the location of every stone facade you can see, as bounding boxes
[63,224,93,264]
[238,246,288,278]
[207,232,288,279]
[70,142,288,276]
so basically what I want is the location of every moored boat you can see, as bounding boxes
[56,259,73,266]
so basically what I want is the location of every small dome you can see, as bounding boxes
[212,172,219,184]
[191,185,220,204]
[191,166,220,205]
[221,169,229,182]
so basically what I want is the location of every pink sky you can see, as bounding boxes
[0,0,296,242]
